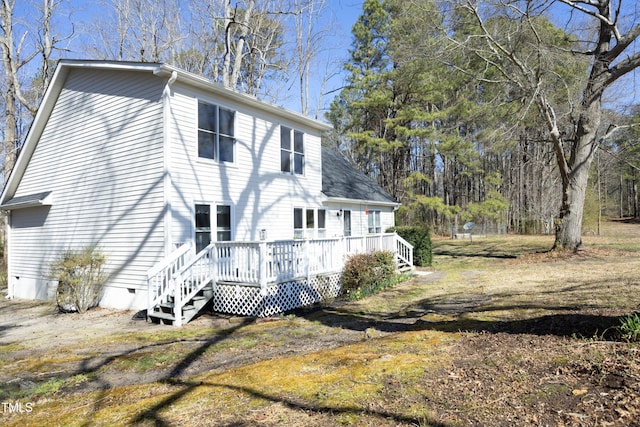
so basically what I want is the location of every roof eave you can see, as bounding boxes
[0,191,53,210]
[323,195,400,209]
[155,64,332,133]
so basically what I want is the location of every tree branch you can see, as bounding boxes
[607,50,640,86]
[605,21,640,62]
[557,0,621,41]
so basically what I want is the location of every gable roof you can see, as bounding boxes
[0,60,332,206]
[321,146,398,207]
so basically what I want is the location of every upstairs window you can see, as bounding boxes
[198,101,235,163]
[281,126,304,175]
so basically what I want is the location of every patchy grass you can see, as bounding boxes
[2,220,640,426]
[2,330,458,427]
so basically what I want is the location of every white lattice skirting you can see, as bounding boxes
[212,273,342,317]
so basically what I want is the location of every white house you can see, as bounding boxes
[0,60,412,324]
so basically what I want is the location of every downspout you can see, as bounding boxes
[6,211,12,299]
[162,71,178,256]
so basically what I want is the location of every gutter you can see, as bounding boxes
[323,196,400,209]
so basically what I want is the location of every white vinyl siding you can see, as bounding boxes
[168,82,324,244]
[10,69,165,301]
[321,203,395,238]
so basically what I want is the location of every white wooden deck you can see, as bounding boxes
[147,233,413,325]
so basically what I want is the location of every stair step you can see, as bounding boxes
[148,311,179,325]
[153,304,197,314]
[150,286,214,326]
[159,300,203,310]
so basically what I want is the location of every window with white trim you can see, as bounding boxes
[343,210,351,237]
[293,208,325,238]
[195,204,211,252]
[293,208,304,239]
[198,101,235,162]
[317,209,326,238]
[195,203,232,252]
[216,205,232,241]
[305,208,315,238]
[281,126,304,175]
[367,209,381,234]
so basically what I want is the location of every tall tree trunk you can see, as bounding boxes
[633,172,638,218]
[552,101,601,250]
[555,160,590,249]
[620,172,624,218]
[550,0,616,251]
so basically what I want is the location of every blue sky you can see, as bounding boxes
[14,0,363,115]
[13,0,639,114]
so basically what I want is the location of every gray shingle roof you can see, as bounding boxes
[321,146,398,205]
[0,191,52,209]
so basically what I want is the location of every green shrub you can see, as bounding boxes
[388,226,432,266]
[49,246,107,313]
[341,251,396,300]
[618,313,640,342]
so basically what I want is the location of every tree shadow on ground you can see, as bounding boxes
[299,301,625,341]
[133,381,449,427]
[432,240,552,259]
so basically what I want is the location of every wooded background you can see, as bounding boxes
[2,0,639,239]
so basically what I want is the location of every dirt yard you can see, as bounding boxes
[1,220,640,426]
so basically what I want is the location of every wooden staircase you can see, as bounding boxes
[395,234,414,273]
[148,284,213,325]
[147,242,218,327]
[397,259,414,273]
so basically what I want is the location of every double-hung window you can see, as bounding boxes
[195,204,212,253]
[195,203,232,252]
[216,205,232,241]
[198,101,235,163]
[281,126,304,175]
[317,209,326,238]
[293,208,304,239]
[368,209,381,234]
[293,208,326,239]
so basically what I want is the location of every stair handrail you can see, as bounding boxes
[147,243,194,317]
[394,233,414,269]
[172,242,217,327]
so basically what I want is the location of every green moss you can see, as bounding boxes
[111,349,184,373]
[0,342,25,354]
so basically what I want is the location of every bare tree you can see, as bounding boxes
[220,0,287,96]
[93,0,183,63]
[292,0,327,115]
[222,0,255,88]
[448,0,640,251]
[1,0,62,180]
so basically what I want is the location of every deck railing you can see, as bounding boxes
[148,233,414,320]
[395,234,413,267]
[211,233,411,286]
[171,242,220,326]
[147,243,193,314]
